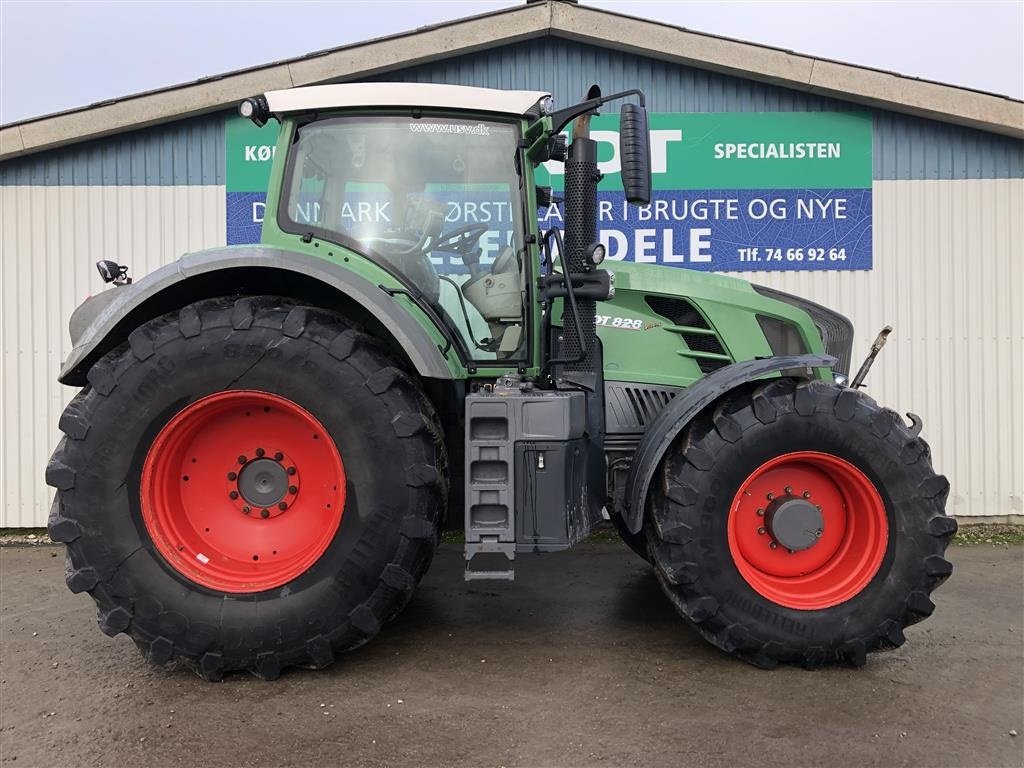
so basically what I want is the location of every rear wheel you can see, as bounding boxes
[46,296,448,680]
[645,378,956,668]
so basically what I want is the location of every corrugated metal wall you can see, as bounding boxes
[1,35,1022,525]
[0,186,226,526]
[0,113,225,186]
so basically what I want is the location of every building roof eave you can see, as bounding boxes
[1,0,1021,163]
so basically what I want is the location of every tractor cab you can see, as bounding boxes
[278,108,529,359]
[247,84,557,366]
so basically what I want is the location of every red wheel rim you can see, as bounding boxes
[727,451,888,610]
[141,390,346,593]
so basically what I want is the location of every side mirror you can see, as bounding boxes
[619,102,651,206]
[96,260,131,285]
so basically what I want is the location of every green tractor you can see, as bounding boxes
[46,83,955,679]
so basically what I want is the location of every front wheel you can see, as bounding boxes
[46,296,448,680]
[645,378,956,668]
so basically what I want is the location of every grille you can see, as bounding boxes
[645,296,707,328]
[644,296,730,374]
[605,383,681,433]
[813,317,854,377]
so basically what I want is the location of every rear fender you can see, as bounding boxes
[59,246,455,385]
[621,353,836,533]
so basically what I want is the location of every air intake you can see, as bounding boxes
[605,383,681,433]
[644,296,730,374]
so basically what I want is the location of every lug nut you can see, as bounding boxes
[260,509,270,519]
[227,471,237,481]
[288,485,298,495]
[769,541,778,550]
[237,455,247,465]
[242,506,251,514]
[784,486,793,495]
[274,452,284,462]
[229,491,239,500]
[816,505,823,512]
[815,529,823,537]
[287,466,296,476]
[766,492,774,501]
[803,490,812,499]
[256,448,265,457]
[278,502,287,511]
[756,508,764,517]
[757,527,766,535]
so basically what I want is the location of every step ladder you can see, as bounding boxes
[464,391,516,581]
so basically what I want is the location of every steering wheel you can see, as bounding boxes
[361,222,489,304]
[433,223,489,275]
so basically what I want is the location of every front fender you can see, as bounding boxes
[622,353,836,533]
[59,246,456,385]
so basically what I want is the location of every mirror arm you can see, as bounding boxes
[546,88,647,134]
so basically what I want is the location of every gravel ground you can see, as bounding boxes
[1,542,1021,768]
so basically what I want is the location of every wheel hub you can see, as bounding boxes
[238,458,289,508]
[765,496,823,551]
[226,448,299,519]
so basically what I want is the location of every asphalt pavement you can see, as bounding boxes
[1,542,1021,768]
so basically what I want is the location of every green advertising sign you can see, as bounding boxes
[536,111,872,190]
[225,116,280,193]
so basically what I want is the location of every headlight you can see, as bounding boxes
[239,96,269,127]
[753,285,854,376]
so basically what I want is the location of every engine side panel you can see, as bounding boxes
[598,261,828,388]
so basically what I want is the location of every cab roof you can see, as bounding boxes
[264,83,550,117]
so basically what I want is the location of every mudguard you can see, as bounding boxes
[621,353,836,533]
[59,246,455,385]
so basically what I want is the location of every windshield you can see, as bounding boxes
[281,115,527,361]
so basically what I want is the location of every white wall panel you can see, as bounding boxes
[1,179,1021,525]
[733,178,1023,521]
[1,185,225,527]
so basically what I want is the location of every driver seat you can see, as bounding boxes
[462,246,524,354]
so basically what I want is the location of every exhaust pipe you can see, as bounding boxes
[561,86,602,374]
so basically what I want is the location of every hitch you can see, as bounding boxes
[850,325,892,389]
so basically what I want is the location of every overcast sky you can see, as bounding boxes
[1,0,1021,124]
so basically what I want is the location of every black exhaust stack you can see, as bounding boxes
[560,86,606,529]
[561,85,602,377]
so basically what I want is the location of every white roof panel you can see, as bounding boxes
[264,83,550,117]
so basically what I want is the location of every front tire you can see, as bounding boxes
[645,378,956,668]
[46,296,448,680]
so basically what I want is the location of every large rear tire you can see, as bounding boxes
[46,296,448,680]
[645,378,956,668]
